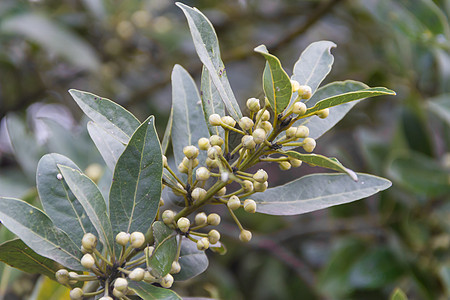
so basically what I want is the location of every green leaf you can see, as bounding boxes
[0,197,82,271]
[128,281,182,300]
[427,94,450,126]
[252,173,391,215]
[173,237,208,281]
[440,266,450,297]
[254,45,292,115]
[0,239,63,280]
[176,2,242,121]
[87,121,126,170]
[68,89,140,144]
[109,116,163,238]
[303,87,396,117]
[57,165,115,257]
[292,41,336,95]
[37,154,97,248]
[200,65,225,138]
[284,151,357,180]
[0,13,99,71]
[161,109,173,155]
[390,288,409,300]
[149,221,177,278]
[170,65,210,167]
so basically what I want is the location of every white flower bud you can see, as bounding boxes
[172,183,185,196]
[162,155,168,167]
[144,246,154,257]
[81,233,97,251]
[113,288,124,298]
[289,158,302,168]
[295,125,309,138]
[293,102,307,115]
[252,128,266,144]
[160,273,174,288]
[191,187,207,202]
[68,271,78,284]
[216,186,226,196]
[246,98,261,112]
[227,195,241,210]
[182,157,199,168]
[116,232,130,246]
[239,117,254,131]
[298,85,312,99]
[253,169,268,183]
[279,161,291,170]
[302,137,316,152]
[177,217,190,233]
[198,137,210,150]
[57,173,63,180]
[317,108,330,119]
[197,237,210,251]
[244,199,257,213]
[144,271,157,283]
[257,110,270,121]
[170,261,181,274]
[70,287,84,300]
[242,135,256,149]
[81,253,95,269]
[56,269,69,285]
[258,121,273,133]
[210,135,224,146]
[254,181,268,192]
[221,116,236,127]
[286,127,297,139]
[196,167,210,181]
[129,267,145,281]
[207,213,221,226]
[99,297,113,300]
[195,212,207,225]
[183,145,199,159]
[209,114,222,126]
[114,278,128,292]
[239,229,252,242]
[177,162,188,174]
[130,232,145,248]
[208,229,221,244]
[221,172,229,182]
[162,210,175,225]
[242,180,254,192]
[291,79,300,92]
[206,157,218,169]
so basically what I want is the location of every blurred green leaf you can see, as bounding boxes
[390,288,409,300]
[149,221,177,278]
[440,266,450,297]
[173,237,208,281]
[400,107,433,156]
[200,66,225,138]
[427,94,450,125]
[128,281,182,300]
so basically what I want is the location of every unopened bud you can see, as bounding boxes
[170,261,181,274]
[317,108,330,119]
[196,167,210,181]
[144,271,156,283]
[279,161,291,170]
[209,114,222,126]
[129,268,145,281]
[195,212,207,225]
[258,121,272,133]
[197,237,210,251]
[116,232,130,246]
[114,278,128,292]
[254,181,268,192]
[99,297,113,300]
[298,85,312,99]
[210,135,224,147]
[216,186,226,196]
[253,169,268,183]
[246,98,260,112]
[69,287,83,300]
[56,269,69,285]
[252,128,266,144]
[81,233,97,251]
[144,246,154,257]
[81,253,95,269]
[162,155,168,167]
[198,137,210,150]
[227,195,241,210]
[69,272,78,285]
[183,145,199,159]
[113,288,124,298]
[286,127,297,139]
[295,125,309,138]
[208,229,221,244]
[177,162,188,174]
[207,213,221,226]
[242,135,256,149]
[257,110,270,121]
[291,79,300,92]
[177,217,190,233]
[242,180,254,192]
[239,117,254,131]
[221,116,236,127]
[191,187,207,202]
[239,229,252,242]
[302,137,316,152]
[206,157,218,168]
[162,210,175,225]
[161,273,174,288]
[130,232,145,248]
[289,158,302,168]
[243,199,257,213]
[293,102,307,115]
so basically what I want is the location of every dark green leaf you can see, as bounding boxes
[69,89,140,144]
[254,45,292,115]
[149,221,177,278]
[128,281,182,300]
[390,288,409,300]
[427,94,450,126]
[176,3,242,121]
[252,173,391,215]
[0,197,82,270]
[57,165,115,257]
[161,109,173,155]
[200,65,225,138]
[173,237,208,281]
[109,116,163,238]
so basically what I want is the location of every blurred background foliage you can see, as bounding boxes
[0,0,449,299]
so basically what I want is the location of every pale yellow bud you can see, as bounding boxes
[257,110,270,121]
[252,128,266,144]
[191,187,207,202]
[114,278,128,292]
[210,135,224,147]
[258,121,273,133]
[239,117,254,131]
[113,288,124,298]
[221,116,236,127]
[246,98,260,112]
[206,157,218,169]
[129,268,145,281]
[130,232,145,248]
[302,137,316,152]
[81,253,95,269]
[242,180,254,192]
[227,195,241,210]
[55,269,69,285]
[317,108,330,119]
[254,181,268,192]
[208,229,221,244]
[298,85,312,99]
[170,261,181,274]
[279,161,292,171]
[293,102,307,115]
[295,125,309,138]
[242,135,256,149]
[239,230,252,242]
[198,137,210,150]
[161,273,174,288]
[197,237,210,251]
[162,210,175,225]
[207,213,221,226]
[116,232,130,246]
[178,162,188,174]
[183,145,199,159]
[143,271,156,283]
[216,186,226,196]
[81,233,97,251]
[162,155,168,168]
[69,288,83,300]
[253,169,268,183]
[286,127,297,139]
[195,212,207,225]
[243,199,257,213]
[291,79,300,92]
[196,167,210,181]
[289,158,302,168]
[177,217,190,233]
[209,114,222,126]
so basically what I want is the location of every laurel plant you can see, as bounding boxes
[0,3,395,299]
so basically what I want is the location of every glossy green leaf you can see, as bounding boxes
[109,116,163,238]
[57,165,115,257]
[0,239,62,280]
[161,109,173,155]
[128,281,182,300]
[0,14,99,71]
[252,173,391,215]
[390,288,409,300]
[87,121,126,170]
[200,65,225,138]
[254,45,292,115]
[37,154,97,247]
[170,64,210,167]
[0,197,82,270]
[69,89,140,144]
[303,87,396,117]
[284,151,358,181]
[149,221,177,278]
[173,237,208,281]
[428,94,450,126]
[292,41,336,95]
[177,2,242,121]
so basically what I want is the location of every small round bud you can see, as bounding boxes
[195,212,207,225]
[177,162,188,174]
[183,145,199,159]
[302,137,316,153]
[252,128,266,144]
[295,125,309,138]
[99,297,114,300]
[209,135,224,147]
[242,135,256,149]
[221,172,230,182]
[170,261,181,274]
[114,278,128,292]
[80,245,89,254]
[161,273,174,288]
[81,253,95,269]
[144,246,154,257]
[246,98,260,112]
[55,269,69,285]
[291,79,300,92]
[208,229,221,244]
[253,169,268,183]
[221,116,236,127]
[130,232,145,248]
[68,272,78,284]
[113,288,124,298]
[56,173,63,180]
[243,199,257,213]
[254,181,268,192]
[239,230,252,242]
[70,287,83,300]
[159,198,165,206]
[207,213,221,226]
[293,102,307,115]
[197,237,210,251]
[129,267,145,281]
[289,158,302,168]
[258,121,273,133]
[239,117,254,131]
[116,232,130,246]
[286,127,297,139]
[198,137,210,150]
[177,217,190,233]
[242,180,254,192]
[191,187,207,202]
[196,167,210,181]
[298,85,312,99]
[162,210,175,225]
[162,155,168,167]
[209,114,222,126]
[279,161,292,171]
[206,157,218,169]
[81,233,97,251]
[182,157,199,168]
[144,271,156,283]
[317,108,330,119]
[257,110,270,121]
[216,186,226,196]
[227,195,241,210]
[85,163,103,182]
